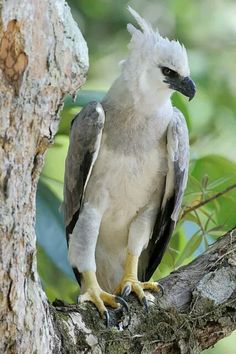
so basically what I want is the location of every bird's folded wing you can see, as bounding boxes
[62,101,105,241]
[139,107,189,281]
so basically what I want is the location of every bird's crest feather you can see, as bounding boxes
[127,6,158,36]
[123,7,190,79]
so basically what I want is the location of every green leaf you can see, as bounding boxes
[189,155,236,229]
[41,134,69,199]
[175,231,202,268]
[207,176,231,190]
[188,174,203,188]
[208,224,226,233]
[201,174,209,189]
[36,180,78,303]
[37,245,78,303]
[153,225,188,279]
[203,236,209,250]
[172,92,191,131]
[182,212,200,224]
[36,180,74,277]
[58,107,81,136]
[58,90,106,136]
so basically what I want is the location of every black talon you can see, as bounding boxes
[121,284,131,298]
[104,310,110,327]
[142,296,149,312]
[115,295,129,312]
[52,299,66,307]
[157,282,164,297]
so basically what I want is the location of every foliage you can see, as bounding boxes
[36,2,236,353]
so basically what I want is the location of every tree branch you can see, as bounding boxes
[50,228,236,354]
[182,183,236,219]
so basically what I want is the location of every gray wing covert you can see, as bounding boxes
[139,107,189,281]
[63,101,105,242]
[168,107,189,222]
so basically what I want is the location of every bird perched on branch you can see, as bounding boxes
[63,7,195,323]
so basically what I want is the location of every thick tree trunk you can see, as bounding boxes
[0,1,88,353]
[0,1,236,354]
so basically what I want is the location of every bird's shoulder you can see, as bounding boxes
[70,101,105,143]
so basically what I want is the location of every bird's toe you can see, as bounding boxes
[104,310,110,327]
[121,283,132,298]
[142,281,164,296]
[142,296,149,312]
[115,295,129,312]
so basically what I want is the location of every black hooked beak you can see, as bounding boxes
[165,76,196,101]
[179,76,196,101]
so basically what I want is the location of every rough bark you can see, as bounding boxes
[0,1,236,354]
[0,1,88,353]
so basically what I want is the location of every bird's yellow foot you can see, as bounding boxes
[115,253,163,310]
[115,278,163,310]
[78,271,128,326]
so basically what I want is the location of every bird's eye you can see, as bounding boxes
[161,66,178,78]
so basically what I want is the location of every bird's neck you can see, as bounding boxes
[102,75,173,153]
[104,74,172,116]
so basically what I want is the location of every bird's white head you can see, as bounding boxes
[121,7,196,103]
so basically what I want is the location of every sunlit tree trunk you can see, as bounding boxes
[0,1,88,352]
[0,1,236,354]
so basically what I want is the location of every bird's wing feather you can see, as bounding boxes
[63,100,105,244]
[139,107,189,281]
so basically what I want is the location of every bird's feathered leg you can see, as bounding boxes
[114,195,163,306]
[68,201,128,323]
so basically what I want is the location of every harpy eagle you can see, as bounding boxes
[63,7,196,321]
